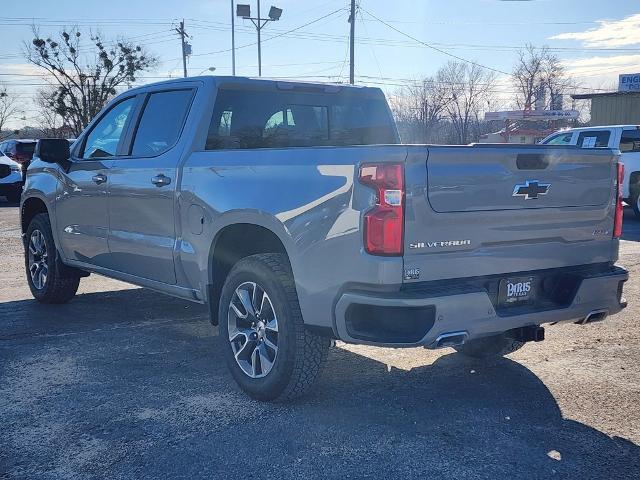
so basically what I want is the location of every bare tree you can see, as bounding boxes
[0,85,21,134]
[512,44,571,111]
[542,52,572,110]
[25,27,158,136]
[390,77,450,143]
[34,88,68,137]
[437,61,497,144]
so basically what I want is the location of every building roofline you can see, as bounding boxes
[571,91,640,100]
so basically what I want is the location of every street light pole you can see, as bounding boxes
[257,0,262,77]
[349,0,355,84]
[231,0,236,75]
[236,2,282,77]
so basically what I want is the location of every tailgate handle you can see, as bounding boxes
[517,154,550,170]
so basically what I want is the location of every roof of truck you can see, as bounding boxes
[550,125,640,133]
[125,75,382,94]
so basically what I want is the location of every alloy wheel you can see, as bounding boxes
[227,281,279,378]
[28,230,48,290]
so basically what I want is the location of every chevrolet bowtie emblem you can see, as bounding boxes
[512,180,550,200]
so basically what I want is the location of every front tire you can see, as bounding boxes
[25,213,80,304]
[454,333,524,359]
[219,253,330,401]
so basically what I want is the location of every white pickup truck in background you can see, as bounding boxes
[541,125,640,217]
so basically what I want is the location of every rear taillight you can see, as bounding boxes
[13,153,30,165]
[359,163,404,256]
[614,162,624,238]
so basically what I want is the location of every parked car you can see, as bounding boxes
[21,77,628,401]
[0,152,22,202]
[541,125,640,217]
[0,139,37,179]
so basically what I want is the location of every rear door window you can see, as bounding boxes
[577,130,611,148]
[206,87,397,150]
[619,129,640,153]
[131,89,194,156]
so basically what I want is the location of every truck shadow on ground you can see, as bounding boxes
[1,288,638,479]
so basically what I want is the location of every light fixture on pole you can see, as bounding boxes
[236,2,283,77]
[197,67,217,75]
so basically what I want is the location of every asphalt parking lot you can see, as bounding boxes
[1,201,639,480]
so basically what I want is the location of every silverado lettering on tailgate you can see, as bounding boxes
[409,239,472,250]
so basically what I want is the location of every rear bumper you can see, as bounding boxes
[333,265,628,348]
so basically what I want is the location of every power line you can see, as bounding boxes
[361,7,511,76]
[168,7,347,61]
[357,18,603,26]
[4,16,637,56]
[358,6,384,82]
[181,17,640,53]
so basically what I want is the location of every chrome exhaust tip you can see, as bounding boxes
[433,331,469,349]
[576,309,609,325]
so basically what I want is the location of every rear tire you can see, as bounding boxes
[632,191,640,219]
[219,253,330,401]
[454,333,525,359]
[25,213,80,304]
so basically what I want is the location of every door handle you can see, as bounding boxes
[92,174,107,185]
[151,174,171,187]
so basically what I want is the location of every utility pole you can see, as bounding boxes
[231,0,236,75]
[175,20,189,78]
[349,0,356,84]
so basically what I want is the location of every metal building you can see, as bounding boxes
[571,92,640,126]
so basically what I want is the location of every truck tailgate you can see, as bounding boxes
[403,144,619,283]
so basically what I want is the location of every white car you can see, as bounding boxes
[0,151,23,203]
[541,125,640,217]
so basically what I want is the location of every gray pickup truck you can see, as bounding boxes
[21,76,628,401]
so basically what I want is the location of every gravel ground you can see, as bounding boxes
[1,201,639,480]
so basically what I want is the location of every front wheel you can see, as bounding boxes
[219,253,330,401]
[25,213,80,303]
[454,333,525,359]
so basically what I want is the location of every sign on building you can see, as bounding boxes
[484,110,579,121]
[619,73,640,92]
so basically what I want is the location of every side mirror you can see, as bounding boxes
[35,138,71,164]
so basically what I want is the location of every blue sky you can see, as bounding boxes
[1,0,639,127]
